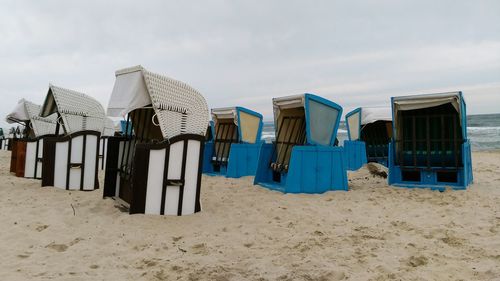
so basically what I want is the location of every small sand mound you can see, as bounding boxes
[406,255,429,267]
[366,162,388,179]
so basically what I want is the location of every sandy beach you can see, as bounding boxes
[0,149,499,281]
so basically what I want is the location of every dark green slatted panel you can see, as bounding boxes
[396,103,463,169]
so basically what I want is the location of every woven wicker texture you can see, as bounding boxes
[6,99,57,137]
[142,69,209,139]
[24,100,58,137]
[45,84,105,134]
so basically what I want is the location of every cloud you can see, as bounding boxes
[0,0,499,128]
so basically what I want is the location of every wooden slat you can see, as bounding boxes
[15,141,27,177]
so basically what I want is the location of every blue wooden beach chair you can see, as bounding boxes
[254,93,348,193]
[119,120,133,136]
[205,121,215,142]
[344,107,392,170]
[388,91,473,190]
[203,107,263,178]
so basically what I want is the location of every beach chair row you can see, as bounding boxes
[4,65,473,217]
[203,93,472,192]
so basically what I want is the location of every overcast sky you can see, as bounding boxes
[1,0,499,128]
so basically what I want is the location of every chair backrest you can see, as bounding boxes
[212,119,238,164]
[271,94,342,172]
[40,85,105,135]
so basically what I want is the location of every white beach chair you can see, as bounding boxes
[104,65,209,216]
[5,99,58,178]
[39,84,106,191]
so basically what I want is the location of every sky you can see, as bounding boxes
[1,0,499,128]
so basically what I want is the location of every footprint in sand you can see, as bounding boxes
[405,255,428,267]
[17,252,33,259]
[45,237,83,252]
[35,225,49,232]
[133,244,152,251]
[440,235,465,247]
[171,265,183,272]
[68,237,84,246]
[313,230,325,236]
[153,269,168,280]
[191,243,209,255]
[142,258,159,267]
[45,243,68,252]
[300,271,347,281]
[134,258,160,270]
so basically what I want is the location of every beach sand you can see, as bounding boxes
[0,150,499,281]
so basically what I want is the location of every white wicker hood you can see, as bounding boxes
[359,107,392,125]
[107,65,209,139]
[6,99,57,137]
[40,84,106,135]
[6,100,30,123]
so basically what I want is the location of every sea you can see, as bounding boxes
[261,113,500,151]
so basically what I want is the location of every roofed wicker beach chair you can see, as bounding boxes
[39,84,106,191]
[202,107,263,178]
[344,107,392,170]
[98,117,116,170]
[388,91,473,190]
[5,99,58,178]
[104,65,209,216]
[254,93,348,193]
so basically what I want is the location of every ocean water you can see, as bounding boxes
[467,114,500,150]
[261,113,500,151]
